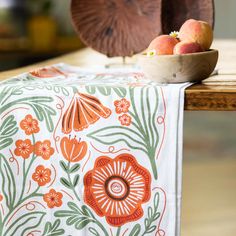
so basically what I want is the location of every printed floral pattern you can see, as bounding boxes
[32,165,51,186]
[62,92,111,133]
[20,114,40,135]
[84,153,151,226]
[0,65,171,236]
[30,67,66,78]
[114,98,130,114]
[118,114,132,126]
[43,189,63,208]
[60,136,87,162]
[14,139,34,159]
[35,140,54,160]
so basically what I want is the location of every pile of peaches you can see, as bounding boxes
[146,19,213,56]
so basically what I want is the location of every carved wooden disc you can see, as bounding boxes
[71,0,162,57]
[162,0,215,33]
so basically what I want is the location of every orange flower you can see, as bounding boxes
[118,114,132,126]
[32,165,51,186]
[35,140,54,160]
[43,189,63,208]
[84,153,151,227]
[30,67,66,78]
[60,136,87,162]
[20,114,39,135]
[0,194,3,202]
[14,139,34,159]
[62,92,111,133]
[114,98,130,114]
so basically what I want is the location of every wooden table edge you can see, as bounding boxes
[1,49,236,111]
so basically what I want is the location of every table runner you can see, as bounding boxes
[0,64,188,236]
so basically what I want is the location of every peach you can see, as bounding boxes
[179,19,213,50]
[174,41,203,55]
[147,35,179,55]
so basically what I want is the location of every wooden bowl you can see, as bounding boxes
[137,50,218,83]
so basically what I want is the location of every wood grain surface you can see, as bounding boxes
[71,0,162,57]
[162,0,214,33]
[1,40,236,111]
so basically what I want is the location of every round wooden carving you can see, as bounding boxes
[162,0,215,34]
[71,0,162,57]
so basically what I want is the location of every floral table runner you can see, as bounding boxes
[0,64,188,236]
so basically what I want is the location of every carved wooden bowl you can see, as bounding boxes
[138,50,218,83]
[71,0,162,57]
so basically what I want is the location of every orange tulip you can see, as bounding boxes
[60,136,87,162]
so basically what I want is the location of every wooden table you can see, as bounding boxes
[1,39,236,111]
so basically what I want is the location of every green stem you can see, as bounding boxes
[2,186,42,228]
[116,226,121,236]
[17,134,36,206]
[148,149,158,180]
[129,88,147,140]
[67,162,80,202]
[95,220,109,236]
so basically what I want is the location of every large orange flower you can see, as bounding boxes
[30,67,66,78]
[62,92,111,133]
[84,153,151,227]
[14,139,34,159]
[35,140,54,160]
[0,194,3,202]
[114,98,130,114]
[43,189,63,208]
[32,165,51,186]
[60,136,87,162]
[20,114,39,135]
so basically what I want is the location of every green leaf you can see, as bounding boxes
[42,219,65,236]
[60,160,69,173]
[81,205,95,218]
[61,87,69,96]
[89,227,100,236]
[4,211,45,236]
[74,217,91,230]
[73,174,80,187]
[54,202,96,230]
[0,97,56,132]
[60,177,71,188]
[0,138,13,150]
[153,212,160,220]
[0,115,18,150]
[129,224,141,236]
[144,218,149,228]
[0,155,16,210]
[113,87,127,97]
[97,86,111,96]
[146,225,156,234]
[69,163,80,173]
[148,207,153,219]
[85,86,96,94]
[141,192,161,235]
[68,202,81,212]
[87,126,147,154]
[154,192,160,209]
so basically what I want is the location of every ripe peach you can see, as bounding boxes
[179,19,213,50]
[174,41,203,55]
[147,35,179,55]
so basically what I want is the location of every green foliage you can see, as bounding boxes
[42,219,65,236]
[54,202,96,230]
[0,115,18,150]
